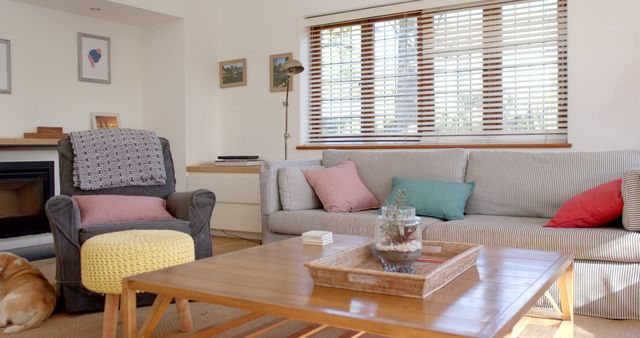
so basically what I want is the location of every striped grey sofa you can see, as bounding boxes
[260,149,640,320]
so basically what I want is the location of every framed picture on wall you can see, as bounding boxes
[91,113,120,129]
[219,58,247,88]
[270,53,292,92]
[78,33,111,84]
[0,39,10,94]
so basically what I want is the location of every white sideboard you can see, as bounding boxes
[186,165,261,239]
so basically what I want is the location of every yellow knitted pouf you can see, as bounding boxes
[81,230,195,294]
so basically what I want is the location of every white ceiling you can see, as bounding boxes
[10,0,180,27]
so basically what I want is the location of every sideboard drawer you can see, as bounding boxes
[188,172,259,204]
[187,166,262,234]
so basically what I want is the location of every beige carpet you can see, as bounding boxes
[4,301,640,338]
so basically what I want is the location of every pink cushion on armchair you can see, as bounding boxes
[303,160,379,212]
[72,195,174,227]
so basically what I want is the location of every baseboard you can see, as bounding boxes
[8,243,55,261]
[211,229,262,241]
[0,233,53,250]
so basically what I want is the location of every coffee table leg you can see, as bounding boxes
[513,263,574,338]
[176,298,193,332]
[139,295,173,338]
[121,279,137,338]
[556,263,574,337]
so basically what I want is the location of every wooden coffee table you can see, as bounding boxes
[121,235,573,338]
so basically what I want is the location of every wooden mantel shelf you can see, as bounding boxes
[0,138,60,148]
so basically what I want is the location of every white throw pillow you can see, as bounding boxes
[278,166,323,211]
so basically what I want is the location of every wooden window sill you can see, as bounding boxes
[296,143,572,150]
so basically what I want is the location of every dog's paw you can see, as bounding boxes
[3,325,23,334]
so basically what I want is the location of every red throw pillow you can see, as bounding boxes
[545,179,623,228]
[73,195,174,227]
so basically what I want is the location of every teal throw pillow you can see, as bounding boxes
[383,177,475,220]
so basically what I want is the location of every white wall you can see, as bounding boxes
[141,20,187,190]
[216,0,407,161]
[3,0,639,185]
[113,0,403,165]
[0,0,143,136]
[215,0,640,160]
[111,0,222,173]
[567,0,640,151]
[0,0,144,194]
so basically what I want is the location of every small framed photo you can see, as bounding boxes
[91,113,120,129]
[0,39,10,94]
[78,33,111,84]
[270,53,292,92]
[219,58,247,88]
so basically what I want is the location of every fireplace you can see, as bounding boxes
[0,161,54,238]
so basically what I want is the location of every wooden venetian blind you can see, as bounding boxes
[307,0,567,145]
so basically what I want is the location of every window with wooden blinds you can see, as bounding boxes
[307,0,567,146]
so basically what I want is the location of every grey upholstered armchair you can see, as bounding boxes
[45,138,215,313]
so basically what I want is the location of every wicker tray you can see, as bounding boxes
[305,241,481,298]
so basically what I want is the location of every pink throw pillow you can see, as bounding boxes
[72,195,174,227]
[303,160,379,212]
[545,179,623,228]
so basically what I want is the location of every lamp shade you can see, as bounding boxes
[282,59,304,76]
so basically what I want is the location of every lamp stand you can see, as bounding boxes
[283,77,291,160]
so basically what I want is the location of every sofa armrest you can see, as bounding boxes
[260,159,322,216]
[623,168,640,231]
[166,189,216,259]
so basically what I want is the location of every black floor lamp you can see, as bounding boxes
[281,59,304,160]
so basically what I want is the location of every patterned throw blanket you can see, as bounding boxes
[70,129,167,190]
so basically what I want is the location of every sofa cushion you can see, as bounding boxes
[322,149,468,203]
[383,177,475,220]
[79,219,191,244]
[278,166,323,211]
[73,195,174,227]
[303,160,379,212]
[465,150,640,218]
[546,179,623,228]
[424,214,640,263]
[268,209,442,237]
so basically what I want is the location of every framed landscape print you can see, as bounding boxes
[219,58,247,88]
[91,113,120,129]
[270,53,292,92]
[0,39,10,94]
[78,33,111,84]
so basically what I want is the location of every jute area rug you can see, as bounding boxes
[6,302,640,338]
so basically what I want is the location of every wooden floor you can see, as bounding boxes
[212,236,261,256]
[31,236,261,283]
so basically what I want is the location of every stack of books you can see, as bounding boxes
[302,230,333,246]
[214,155,263,167]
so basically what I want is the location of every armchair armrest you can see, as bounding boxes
[44,195,83,298]
[45,195,82,248]
[166,189,216,258]
[623,168,640,231]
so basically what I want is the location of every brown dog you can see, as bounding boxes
[0,252,56,334]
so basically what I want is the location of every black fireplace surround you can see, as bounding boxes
[0,161,54,238]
